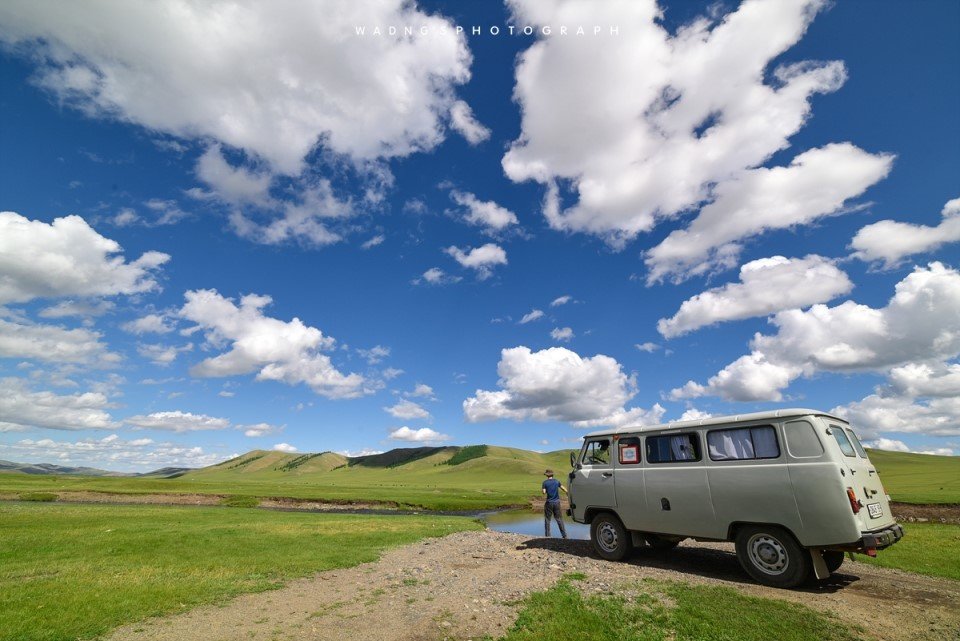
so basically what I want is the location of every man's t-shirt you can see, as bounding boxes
[542,478,562,503]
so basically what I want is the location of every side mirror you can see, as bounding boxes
[569,451,577,469]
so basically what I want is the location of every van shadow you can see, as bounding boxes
[516,538,861,593]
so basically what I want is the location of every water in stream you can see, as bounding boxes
[481,508,590,540]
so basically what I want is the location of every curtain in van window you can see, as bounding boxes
[670,435,696,460]
[708,429,754,460]
[751,426,779,458]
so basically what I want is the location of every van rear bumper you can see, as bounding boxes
[858,524,904,550]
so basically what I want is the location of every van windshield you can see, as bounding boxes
[846,429,869,458]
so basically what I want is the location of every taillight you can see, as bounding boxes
[846,487,861,514]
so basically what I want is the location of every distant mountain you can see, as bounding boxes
[0,459,137,477]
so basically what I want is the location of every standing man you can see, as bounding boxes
[542,469,568,539]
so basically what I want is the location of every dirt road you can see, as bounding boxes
[103,529,959,641]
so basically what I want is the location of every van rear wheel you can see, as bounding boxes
[590,513,632,561]
[734,525,811,588]
[645,533,682,551]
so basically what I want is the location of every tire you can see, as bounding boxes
[822,550,845,574]
[645,533,682,551]
[590,513,632,561]
[734,525,811,588]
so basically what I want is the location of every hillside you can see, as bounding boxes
[868,448,960,504]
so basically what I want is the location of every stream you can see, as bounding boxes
[480,507,590,540]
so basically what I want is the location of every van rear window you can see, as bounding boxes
[830,426,857,457]
[707,426,780,461]
[845,429,869,458]
[646,433,701,464]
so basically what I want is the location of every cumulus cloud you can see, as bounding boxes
[672,262,960,401]
[0,0,472,174]
[414,267,462,286]
[449,100,491,144]
[850,197,960,268]
[137,342,193,366]
[179,289,368,399]
[635,342,660,353]
[886,362,960,398]
[445,243,508,279]
[519,309,544,324]
[388,426,450,442]
[0,377,117,431]
[657,255,853,338]
[832,395,960,438]
[503,0,890,280]
[126,411,230,433]
[38,300,113,321]
[450,190,518,232]
[122,313,175,335]
[0,212,169,304]
[550,295,572,307]
[0,319,118,365]
[193,145,273,205]
[550,327,574,342]
[463,346,664,428]
[405,383,436,399]
[679,409,713,421]
[358,345,390,365]
[384,399,431,421]
[238,422,283,438]
[272,442,297,453]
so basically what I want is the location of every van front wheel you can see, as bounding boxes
[590,513,632,561]
[734,525,810,588]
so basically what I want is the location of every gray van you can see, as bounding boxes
[567,408,904,587]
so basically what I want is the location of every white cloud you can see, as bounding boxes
[137,342,193,366]
[122,313,175,335]
[361,234,385,250]
[0,433,231,472]
[179,289,368,399]
[644,144,892,282]
[504,0,890,275]
[550,327,574,342]
[414,267,462,286]
[194,145,272,205]
[832,395,960,438]
[635,342,660,353]
[463,346,664,428]
[657,255,853,338]
[405,383,436,399]
[388,426,450,442]
[449,100,491,145]
[672,262,960,401]
[679,409,712,421]
[126,411,230,433]
[445,243,508,279]
[887,362,960,398]
[0,319,118,365]
[851,197,960,268]
[0,377,117,431]
[38,300,113,321]
[384,399,431,421]
[239,422,282,438]
[228,179,350,247]
[450,190,518,232]
[0,1,472,174]
[272,442,297,453]
[865,438,954,457]
[358,345,390,365]
[550,295,572,307]
[0,212,169,304]
[218,390,235,398]
[519,309,544,324]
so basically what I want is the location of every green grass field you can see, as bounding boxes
[0,446,575,511]
[501,575,862,641]
[858,522,960,581]
[0,502,481,641]
[866,449,960,504]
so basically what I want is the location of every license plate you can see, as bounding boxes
[867,503,883,519]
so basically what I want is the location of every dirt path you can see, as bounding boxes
[104,530,959,641]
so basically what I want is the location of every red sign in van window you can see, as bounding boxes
[619,444,639,464]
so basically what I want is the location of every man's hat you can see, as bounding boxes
[544,469,554,476]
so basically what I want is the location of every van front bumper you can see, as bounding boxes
[859,524,904,550]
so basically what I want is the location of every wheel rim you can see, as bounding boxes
[747,533,789,575]
[597,522,619,553]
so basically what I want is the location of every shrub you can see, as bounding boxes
[19,492,57,502]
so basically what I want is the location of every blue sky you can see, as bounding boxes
[0,0,958,471]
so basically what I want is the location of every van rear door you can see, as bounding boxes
[825,420,896,532]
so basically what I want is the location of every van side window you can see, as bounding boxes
[646,433,701,464]
[581,439,611,465]
[846,429,869,458]
[707,425,780,461]
[784,420,824,457]
[617,437,641,464]
[829,426,857,457]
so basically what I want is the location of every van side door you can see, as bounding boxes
[570,437,616,519]
[642,432,719,538]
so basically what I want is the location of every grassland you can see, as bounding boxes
[866,449,960,504]
[501,575,862,641]
[858,522,960,581]
[0,502,481,641]
[0,446,575,511]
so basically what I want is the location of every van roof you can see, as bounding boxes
[583,408,848,438]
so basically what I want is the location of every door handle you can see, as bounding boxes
[602,472,613,478]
